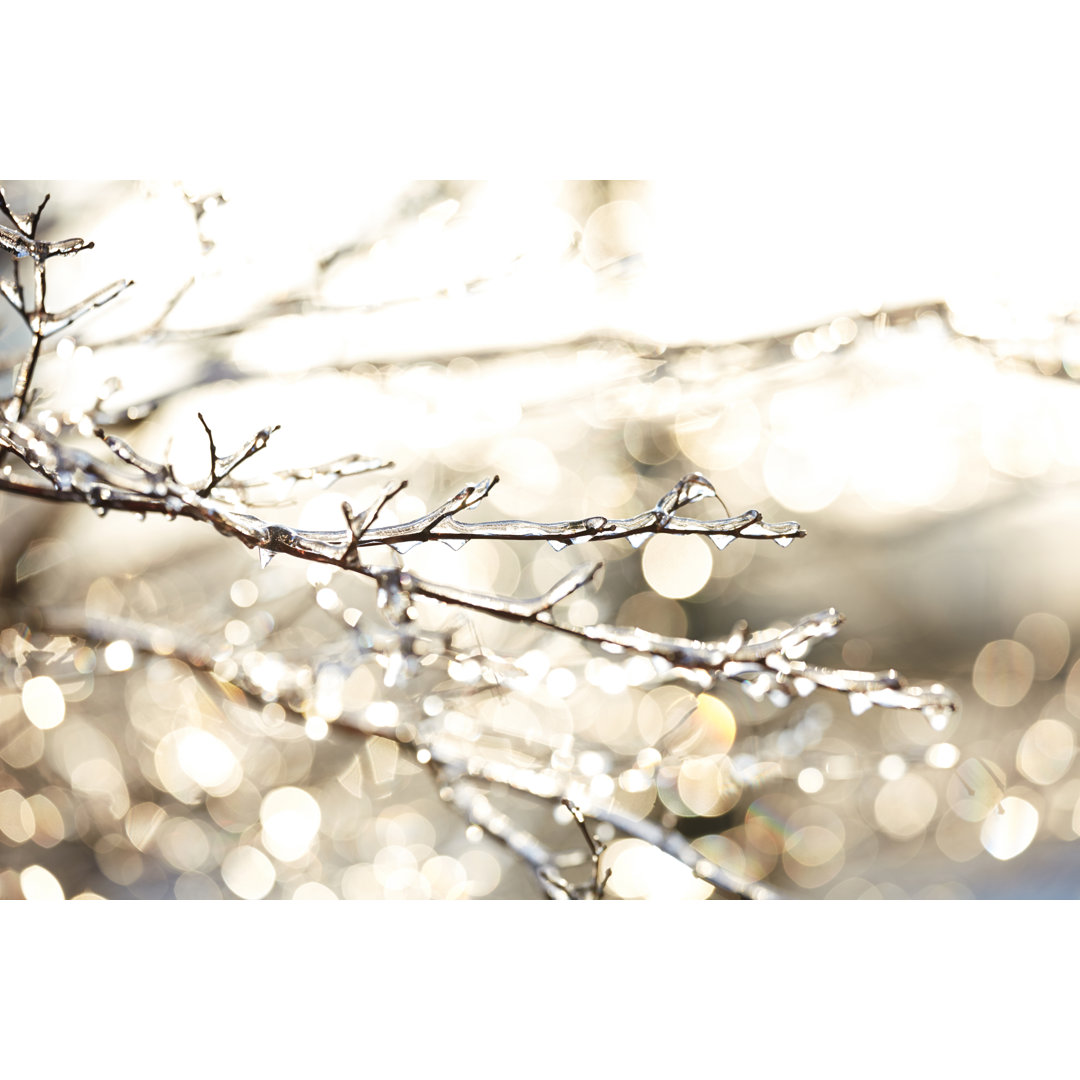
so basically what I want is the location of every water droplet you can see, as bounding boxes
[742,674,771,702]
[848,692,872,716]
[925,708,949,732]
[683,479,716,503]
[258,548,275,569]
[441,538,468,551]
[392,541,422,554]
[94,506,106,517]
[626,533,649,549]
[710,534,735,551]
[547,539,569,552]
[784,640,811,661]
[772,536,794,548]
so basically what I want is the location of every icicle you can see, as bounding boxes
[626,532,649,549]
[772,535,794,548]
[710,533,735,551]
[392,541,422,554]
[547,538,569,552]
[441,537,469,551]
[258,548,275,569]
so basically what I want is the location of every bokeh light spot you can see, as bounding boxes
[604,838,713,900]
[230,579,259,608]
[176,728,242,795]
[260,787,322,862]
[104,640,134,672]
[1013,612,1070,680]
[1016,718,1075,786]
[980,796,1038,861]
[0,790,35,843]
[874,774,937,840]
[21,676,65,730]
[222,845,275,899]
[972,639,1035,707]
[20,864,64,900]
[693,693,736,754]
[642,533,712,599]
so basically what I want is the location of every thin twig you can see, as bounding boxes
[195,413,281,497]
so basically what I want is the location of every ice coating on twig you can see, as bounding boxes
[0,187,969,901]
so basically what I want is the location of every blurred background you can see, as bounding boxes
[2,178,1079,899]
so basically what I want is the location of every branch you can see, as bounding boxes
[343,471,799,554]
[0,419,801,552]
[0,190,967,902]
[0,222,92,262]
[0,191,130,432]
[25,607,783,900]
[195,414,281,497]
[0,412,958,725]
[441,780,571,900]
[39,278,134,337]
[551,800,612,900]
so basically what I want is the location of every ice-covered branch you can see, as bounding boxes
[0,408,957,724]
[40,278,133,337]
[0,187,971,901]
[0,224,94,262]
[0,416,802,551]
[440,780,570,899]
[0,191,133,427]
[24,608,782,900]
[347,471,802,553]
[554,800,611,900]
[195,413,281,497]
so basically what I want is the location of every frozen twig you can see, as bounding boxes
[547,800,611,900]
[0,188,966,901]
[0,409,958,724]
[195,413,281,497]
[441,780,570,899]
[24,606,783,900]
[0,190,133,426]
